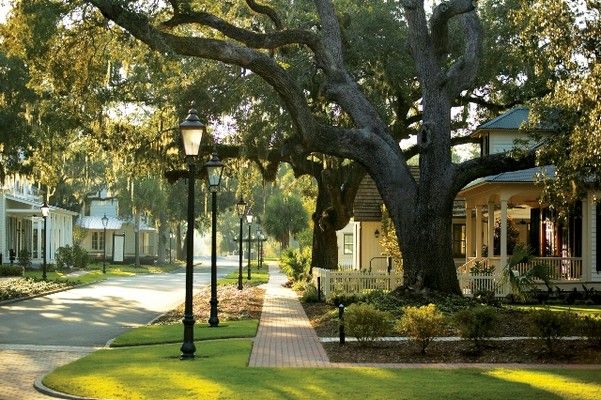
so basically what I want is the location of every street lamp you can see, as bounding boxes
[246,209,254,280]
[256,228,261,269]
[101,214,108,274]
[40,202,49,281]
[205,152,224,328]
[235,196,246,290]
[259,233,266,268]
[179,105,206,360]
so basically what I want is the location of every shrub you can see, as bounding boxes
[580,316,601,348]
[56,244,90,270]
[328,289,365,307]
[0,265,23,277]
[17,249,31,268]
[300,283,321,303]
[453,306,498,350]
[528,309,574,353]
[397,304,445,354]
[279,247,311,282]
[345,303,393,345]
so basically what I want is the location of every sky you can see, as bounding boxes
[0,1,10,24]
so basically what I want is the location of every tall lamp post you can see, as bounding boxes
[101,214,108,274]
[179,106,205,360]
[256,228,261,269]
[40,202,49,281]
[236,197,246,290]
[246,209,253,280]
[205,152,224,327]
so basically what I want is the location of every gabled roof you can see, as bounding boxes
[478,107,529,130]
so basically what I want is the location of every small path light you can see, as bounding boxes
[339,304,346,345]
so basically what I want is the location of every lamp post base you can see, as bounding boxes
[180,315,196,359]
[208,299,219,327]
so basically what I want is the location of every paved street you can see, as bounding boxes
[0,256,237,399]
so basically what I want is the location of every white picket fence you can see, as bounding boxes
[312,268,403,299]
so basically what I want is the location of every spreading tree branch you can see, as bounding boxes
[245,0,283,30]
[452,148,537,194]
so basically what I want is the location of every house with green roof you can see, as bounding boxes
[336,107,601,294]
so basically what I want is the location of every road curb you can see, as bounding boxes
[34,374,102,400]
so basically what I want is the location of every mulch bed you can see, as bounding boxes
[303,302,601,364]
[154,284,265,324]
[325,340,601,364]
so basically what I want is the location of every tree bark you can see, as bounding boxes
[156,215,168,264]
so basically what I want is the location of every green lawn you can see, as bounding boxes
[44,339,601,400]
[110,320,259,347]
[218,265,269,286]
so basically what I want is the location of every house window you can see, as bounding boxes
[92,232,105,251]
[452,224,466,258]
[33,229,38,258]
[343,234,353,255]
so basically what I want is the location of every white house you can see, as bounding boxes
[76,191,158,263]
[0,174,77,265]
[335,107,601,293]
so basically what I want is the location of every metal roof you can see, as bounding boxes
[477,107,530,130]
[76,216,156,231]
[462,165,555,191]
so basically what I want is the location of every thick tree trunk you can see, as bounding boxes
[156,215,168,264]
[311,213,338,271]
[398,208,460,294]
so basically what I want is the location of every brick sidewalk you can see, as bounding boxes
[248,264,330,367]
[0,345,95,399]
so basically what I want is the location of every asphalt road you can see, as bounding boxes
[0,255,239,347]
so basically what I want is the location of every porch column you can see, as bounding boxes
[475,206,483,258]
[582,196,590,281]
[500,197,508,267]
[465,204,473,259]
[487,202,495,257]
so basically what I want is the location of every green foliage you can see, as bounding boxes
[579,316,601,348]
[263,193,308,249]
[55,245,90,270]
[528,309,575,353]
[0,277,71,301]
[300,283,321,303]
[379,206,402,272]
[503,244,552,302]
[279,247,311,282]
[453,306,498,350]
[328,290,365,307]
[397,304,445,354]
[17,249,31,268]
[345,303,393,345]
[0,265,23,277]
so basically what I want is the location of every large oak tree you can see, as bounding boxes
[79,0,552,293]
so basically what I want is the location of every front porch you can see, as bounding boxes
[458,256,585,297]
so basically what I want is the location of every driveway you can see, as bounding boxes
[0,256,238,399]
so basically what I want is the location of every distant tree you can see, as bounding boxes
[263,193,308,249]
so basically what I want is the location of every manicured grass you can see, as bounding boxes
[218,265,269,286]
[110,320,259,347]
[44,340,601,400]
[508,305,601,316]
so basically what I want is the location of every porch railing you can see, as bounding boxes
[312,268,403,299]
[459,256,583,297]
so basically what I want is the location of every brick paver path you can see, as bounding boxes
[249,264,330,367]
[0,344,95,399]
